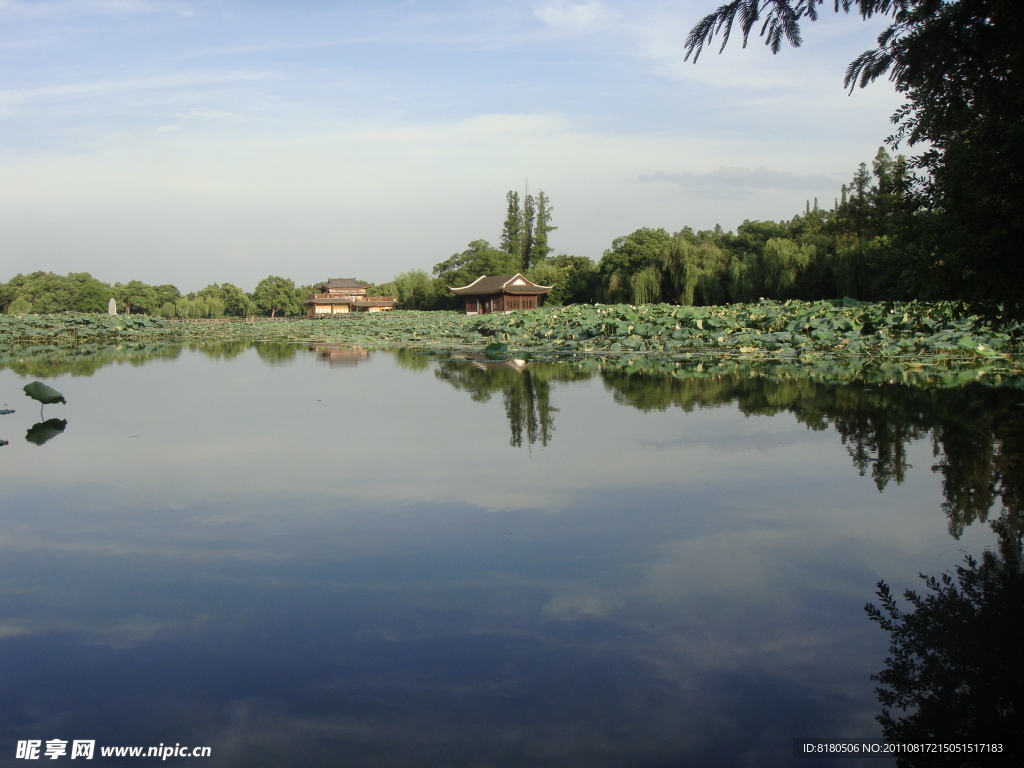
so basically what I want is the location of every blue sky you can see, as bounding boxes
[1,1,905,292]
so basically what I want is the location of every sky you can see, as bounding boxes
[0,0,906,293]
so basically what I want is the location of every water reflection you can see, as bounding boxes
[0,342,182,377]
[595,367,1024,539]
[195,340,250,360]
[25,417,67,446]
[1,344,1023,766]
[253,342,299,366]
[1,406,11,447]
[3,342,1022,539]
[866,522,1023,765]
[435,356,601,448]
[310,344,370,367]
[429,354,1024,537]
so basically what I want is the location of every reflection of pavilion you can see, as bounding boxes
[310,344,370,367]
[445,352,529,373]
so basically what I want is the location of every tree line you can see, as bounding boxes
[0,273,318,318]
[370,149,946,310]
[0,142,1013,316]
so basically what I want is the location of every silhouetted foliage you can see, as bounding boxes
[866,522,1024,766]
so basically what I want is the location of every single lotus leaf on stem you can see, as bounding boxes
[24,381,66,405]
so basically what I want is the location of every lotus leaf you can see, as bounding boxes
[24,381,66,405]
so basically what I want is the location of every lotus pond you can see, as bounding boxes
[1,327,1021,767]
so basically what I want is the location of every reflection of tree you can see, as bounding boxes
[435,359,587,448]
[599,366,1024,538]
[865,522,1023,766]
[191,340,249,360]
[505,370,554,448]
[253,342,298,365]
[387,347,431,371]
[0,343,182,377]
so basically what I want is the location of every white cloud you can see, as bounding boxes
[639,167,842,200]
[534,1,615,32]
[0,70,270,111]
[0,0,195,19]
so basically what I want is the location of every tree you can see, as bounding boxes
[521,190,536,270]
[500,191,524,262]
[67,272,113,312]
[532,191,556,265]
[685,1,1024,312]
[116,282,179,314]
[597,228,672,303]
[761,237,815,298]
[8,296,32,314]
[152,284,181,309]
[196,283,253,316]
[661,236,729,305]
[0,271,119,313]
[433,240,522,290]
[3,272,70,313]
[500,187,554,271]
[252,275,298,317]
[221,283,255,316]
[525,255,597,306]
[387,270,436,310]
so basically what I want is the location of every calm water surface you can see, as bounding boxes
[0,344,1017,767]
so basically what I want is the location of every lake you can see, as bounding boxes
[1,343,1019,767]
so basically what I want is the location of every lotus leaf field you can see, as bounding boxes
[1,300,1021,380]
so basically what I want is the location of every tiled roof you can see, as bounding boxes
[304,296,399,305]
[319,277,370,290]
[449,274,552,295]
[303,297,353,304]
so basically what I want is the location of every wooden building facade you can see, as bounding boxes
[304,278,399,316]
[449,274,552,315]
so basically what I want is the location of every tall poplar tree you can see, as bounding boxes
[532,191,556,265]
[500,191,523,261]
[501,185,554,271]
[521,190,536,271]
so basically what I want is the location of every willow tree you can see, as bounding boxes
[660,237,728,306]
[762,237,815,298]
[603,270,631,304]
[728,252,763,303]
[630,266,663,305]
[829,234,869,299]
[598,228,672,304]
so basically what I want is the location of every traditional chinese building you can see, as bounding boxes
[304,278,399,316]
[449,274,552,315]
